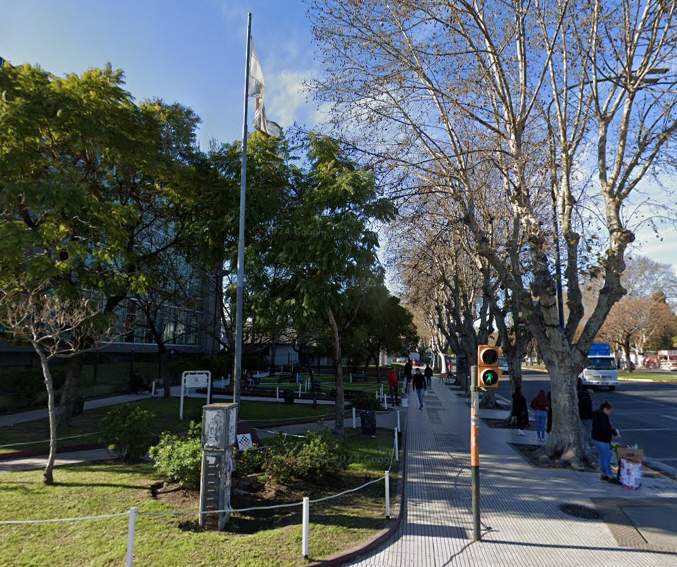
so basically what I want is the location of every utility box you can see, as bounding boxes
[199,403,238,530]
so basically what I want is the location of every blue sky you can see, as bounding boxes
[0,0,320,147]
[1,0,675,272]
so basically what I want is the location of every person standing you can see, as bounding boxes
[412,368,427,409]
[511,387,529,436]
[530,390,550,442]
[387,368,399,406]
[592,400,621,482]
[578,386,594,443]
[424,363,433,388]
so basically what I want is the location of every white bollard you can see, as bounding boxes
[385,471,391,519]
[381,384,384,399]
[384,395,388,410]
[151,381,156,398]
[302,496,310,559]
[126,507,137,567]
[394,427,399,462]
[353,407,357,429]
[350,372,353,384]
[397,410,401,433]
[298,383,302,398]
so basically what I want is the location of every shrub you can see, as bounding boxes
[149,422,202,488]
[99,403,155,462]
[233,447,265,479]
[351,392,383,411]
[263,428,348,484]
[0,366,66,409]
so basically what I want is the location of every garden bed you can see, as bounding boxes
[0,430,399,567]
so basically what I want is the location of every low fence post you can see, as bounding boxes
[298,383,302,398]
[384,395,388,410]
[126,507,137,567]
[397,410,401,433]
[302,496,310,559]
[394,427,399,462]
[352,407,356,430]
[385,471,391,519]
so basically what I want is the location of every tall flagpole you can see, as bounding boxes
[233,12,252,415]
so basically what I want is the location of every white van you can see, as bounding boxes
[580,343,619,390]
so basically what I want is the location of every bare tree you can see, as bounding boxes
[310,0,677,466]
[0,286,115,485]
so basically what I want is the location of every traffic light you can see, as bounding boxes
[478,345,502,388]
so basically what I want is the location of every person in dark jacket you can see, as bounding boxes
[591,400,621,482]
[511,387,529,436]
[404,360,413,390]
[424,364,433,387]
[578,388,594,443]
[412,368,427,409]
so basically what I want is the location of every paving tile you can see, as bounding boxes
[348,379,677,567]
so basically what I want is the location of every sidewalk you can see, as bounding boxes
[349,379,677,566]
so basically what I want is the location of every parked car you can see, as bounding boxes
[498,356,509,375]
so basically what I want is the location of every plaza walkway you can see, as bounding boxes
[349,378,677,567]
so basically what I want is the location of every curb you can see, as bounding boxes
[299,410,407,567]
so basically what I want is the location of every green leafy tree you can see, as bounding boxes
[275,134,395,435]
[0,63,206,413]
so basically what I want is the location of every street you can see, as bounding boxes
[497,370,677,468]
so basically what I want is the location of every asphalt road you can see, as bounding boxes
[497,370,677,468]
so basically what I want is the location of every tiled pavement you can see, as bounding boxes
[349,379,677,567]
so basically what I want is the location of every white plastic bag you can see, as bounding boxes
[619,458,642,490]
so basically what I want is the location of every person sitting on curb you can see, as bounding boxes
[591,400,621,483]
[412,368,427,409]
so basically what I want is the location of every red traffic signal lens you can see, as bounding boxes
[480,348,499,365]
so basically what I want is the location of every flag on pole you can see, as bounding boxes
[248,40,283,137]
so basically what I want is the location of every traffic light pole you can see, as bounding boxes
[470,364,481,541]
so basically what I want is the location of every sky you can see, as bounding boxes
[0,0,320,147]
[1,0,676,272]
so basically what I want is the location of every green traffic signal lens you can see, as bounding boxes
[484,370,499,386]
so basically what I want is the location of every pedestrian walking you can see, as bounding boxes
[511,387,529,436]
[424,363,433,387]
[404,359,413,390]
[578,385,594,443]
[531,389,550,442]
[412,368,427,409]
[592,400,621,483]
[387,368,399,406]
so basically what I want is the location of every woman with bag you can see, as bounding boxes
[592,400,621,483]
[530,390,550,442]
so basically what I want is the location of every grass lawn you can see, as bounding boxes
[0,430,399,567]
[618,370,677,381]
[0,398,338,456]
